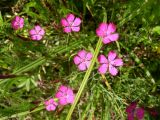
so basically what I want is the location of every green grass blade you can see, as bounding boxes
[66,38,102,120]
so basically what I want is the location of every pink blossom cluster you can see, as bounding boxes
[11,14,81,40]
[11,16,24,30]
[11,16,45,41]
[73,21,123,76]
[11,13,124,114]
[44,85,75,111]
[126,102,144,120]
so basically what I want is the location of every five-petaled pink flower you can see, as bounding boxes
[29,25,45,40]
[11,16,24,30]
[44,98,58,111]
[61,13,81,33]
[55,85,75,105]
[96,22,119,44]
[98,51,123,76]
[74,50,93,71]
[126,102,145,120]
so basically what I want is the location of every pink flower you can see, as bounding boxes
[135,108,145,120]
[98,51,123,76]
[61,13,81,33]
[29,25,45,40]
[55,85,75,105]
[96,22,119,44]
[73,50,93,71]
[126,102,145,120]
[44,98,58,111]
[11,16,24,30]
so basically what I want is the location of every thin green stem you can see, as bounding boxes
[116,41,121,52]
[101,74,111,90]
[13,57,46,75]
[66,38,102,120]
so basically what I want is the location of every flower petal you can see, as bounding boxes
[126,102,137,113]
[34,25,41,31]
[46,105,53,111]
[106,33,119,42]
[67,88,74,95]
[71,26,80,32]
[55,92,63,98]
[96,23,108,37]
[78,62,87,71]
[59,98,67,105]
[86,52,92,60]
[77,50,87,59]
[108,51,117,61]
[39,29,45,36]
[66,14,75,23]
[67,94,74,104]
[98,23,108,32]
[15,16,20,21]
[127,113,134,120]
[48,98,54,104]
[59,85,68,92]
[61,18,69,27]
[107,23,116,35]
[85,61,91,69]
[111,58,123,66]
[64,27,72,33]
[29,29,36,35]
[19,18,24,24]
[31,35,42,40]
[73,56,82,65]
[44,101,49,105]
[96,28,104,37]
[98,64,108,74]
[72,17,81,26]
[98,55,108,64]
[109,65,118,76]
[135,108,144,119]
[102,37,111,44]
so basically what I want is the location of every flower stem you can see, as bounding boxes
[116,41,121,52]
[66,38,102,120]
[101,74,111,90]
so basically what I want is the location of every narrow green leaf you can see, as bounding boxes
[66,38,102,120]
[0,11,3,26]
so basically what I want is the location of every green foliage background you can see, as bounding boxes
[0,0,160,119]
